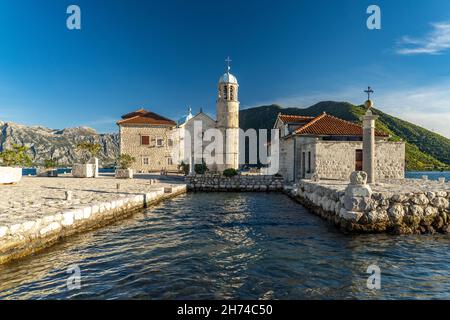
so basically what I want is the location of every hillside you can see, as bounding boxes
[239,102,450,171]
[0,121,119,167]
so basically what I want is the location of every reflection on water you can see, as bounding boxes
[0,193,449,300]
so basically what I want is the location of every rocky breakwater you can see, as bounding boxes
[186,174,284,192]
[286,172,450,235]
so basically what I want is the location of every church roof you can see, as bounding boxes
[177,108,194,126]
[219,72,238,84]
[278,114,315,124]
[293,113,388,137]
[117,108,176,126]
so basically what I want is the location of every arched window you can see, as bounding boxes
[230,86,234,100]
[223,85,228,99]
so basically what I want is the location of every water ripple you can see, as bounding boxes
[0,193,449,299]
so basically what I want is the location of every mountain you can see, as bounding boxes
[239,102,450,171]
[0,121,119,167]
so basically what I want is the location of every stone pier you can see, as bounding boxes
[285,175,450,235]
[0,174,186,264]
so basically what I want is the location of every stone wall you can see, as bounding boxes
[186,174,284,192]
[119,124,179,172]
[375,141,405,179]
[315,141,360,180]
[279,138,295,181]
[285,178,450,235]
[314,140,405,181]
[278,138,405,182]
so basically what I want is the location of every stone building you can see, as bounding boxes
[273,112,405,182]
[117,109,178,172]
[117,59,240,172]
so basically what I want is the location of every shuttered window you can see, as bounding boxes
[141,136,150,145]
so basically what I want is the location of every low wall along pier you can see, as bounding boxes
[285,173,450,235]
[186,174,284,192]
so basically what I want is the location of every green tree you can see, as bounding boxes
[118,154,136,169]
[44,159,58,169]
[76,142,102,164]
[0,144,32,167]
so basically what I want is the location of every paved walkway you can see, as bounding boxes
[0,173,185,226]
[304,178,449,195]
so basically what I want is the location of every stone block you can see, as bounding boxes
[62,211,75,226]
[339,208,363,222]
[388,204,405,223]
[345,185,372,198]
[411,194,429,206]
[115,169,134,179]
[431,197,449,210]
[0,167,22,184]
[0,226,9,238]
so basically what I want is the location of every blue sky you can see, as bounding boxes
[1,0,450,137]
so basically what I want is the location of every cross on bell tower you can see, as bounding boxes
[225,56,232,72]
[364,86,374,101]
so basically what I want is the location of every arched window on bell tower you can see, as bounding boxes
[223,85,228,100]
[230,86,234,101]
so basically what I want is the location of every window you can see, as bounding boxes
[355,149,363,171]
[302,152,306,178]
[230,86,234,100]
[168,139,173,147]
[141,135,150,145]
[143,157,149,165]
[156,138,164,147]
[167,157,173,165]
[307,151,311,174]
[223,86,228,100]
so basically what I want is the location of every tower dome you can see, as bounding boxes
[219,56,238,84]
[219,72,238,84]
[177,107,193,126]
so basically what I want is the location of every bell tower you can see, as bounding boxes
[216,57,239,171]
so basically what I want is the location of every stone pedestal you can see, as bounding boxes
[0,167,22,184]
[340,171,372,223]
[361,104,378,184]
[115,169,133,179]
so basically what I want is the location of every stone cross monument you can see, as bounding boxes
[361,87,378,184]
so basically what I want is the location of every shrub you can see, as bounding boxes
[118,154,136,169]
[44,159,58,169]
[194,162,208,175]
[223,168,238,177]
[179,161,189,175]
[0,144,32,167]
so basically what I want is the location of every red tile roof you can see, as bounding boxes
[278,114,315,124]
[117,109,176,126]
[293,113,388,137]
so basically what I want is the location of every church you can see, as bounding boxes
[117,60,406,182]
[117,59,240,173]
[273,107,406,182]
